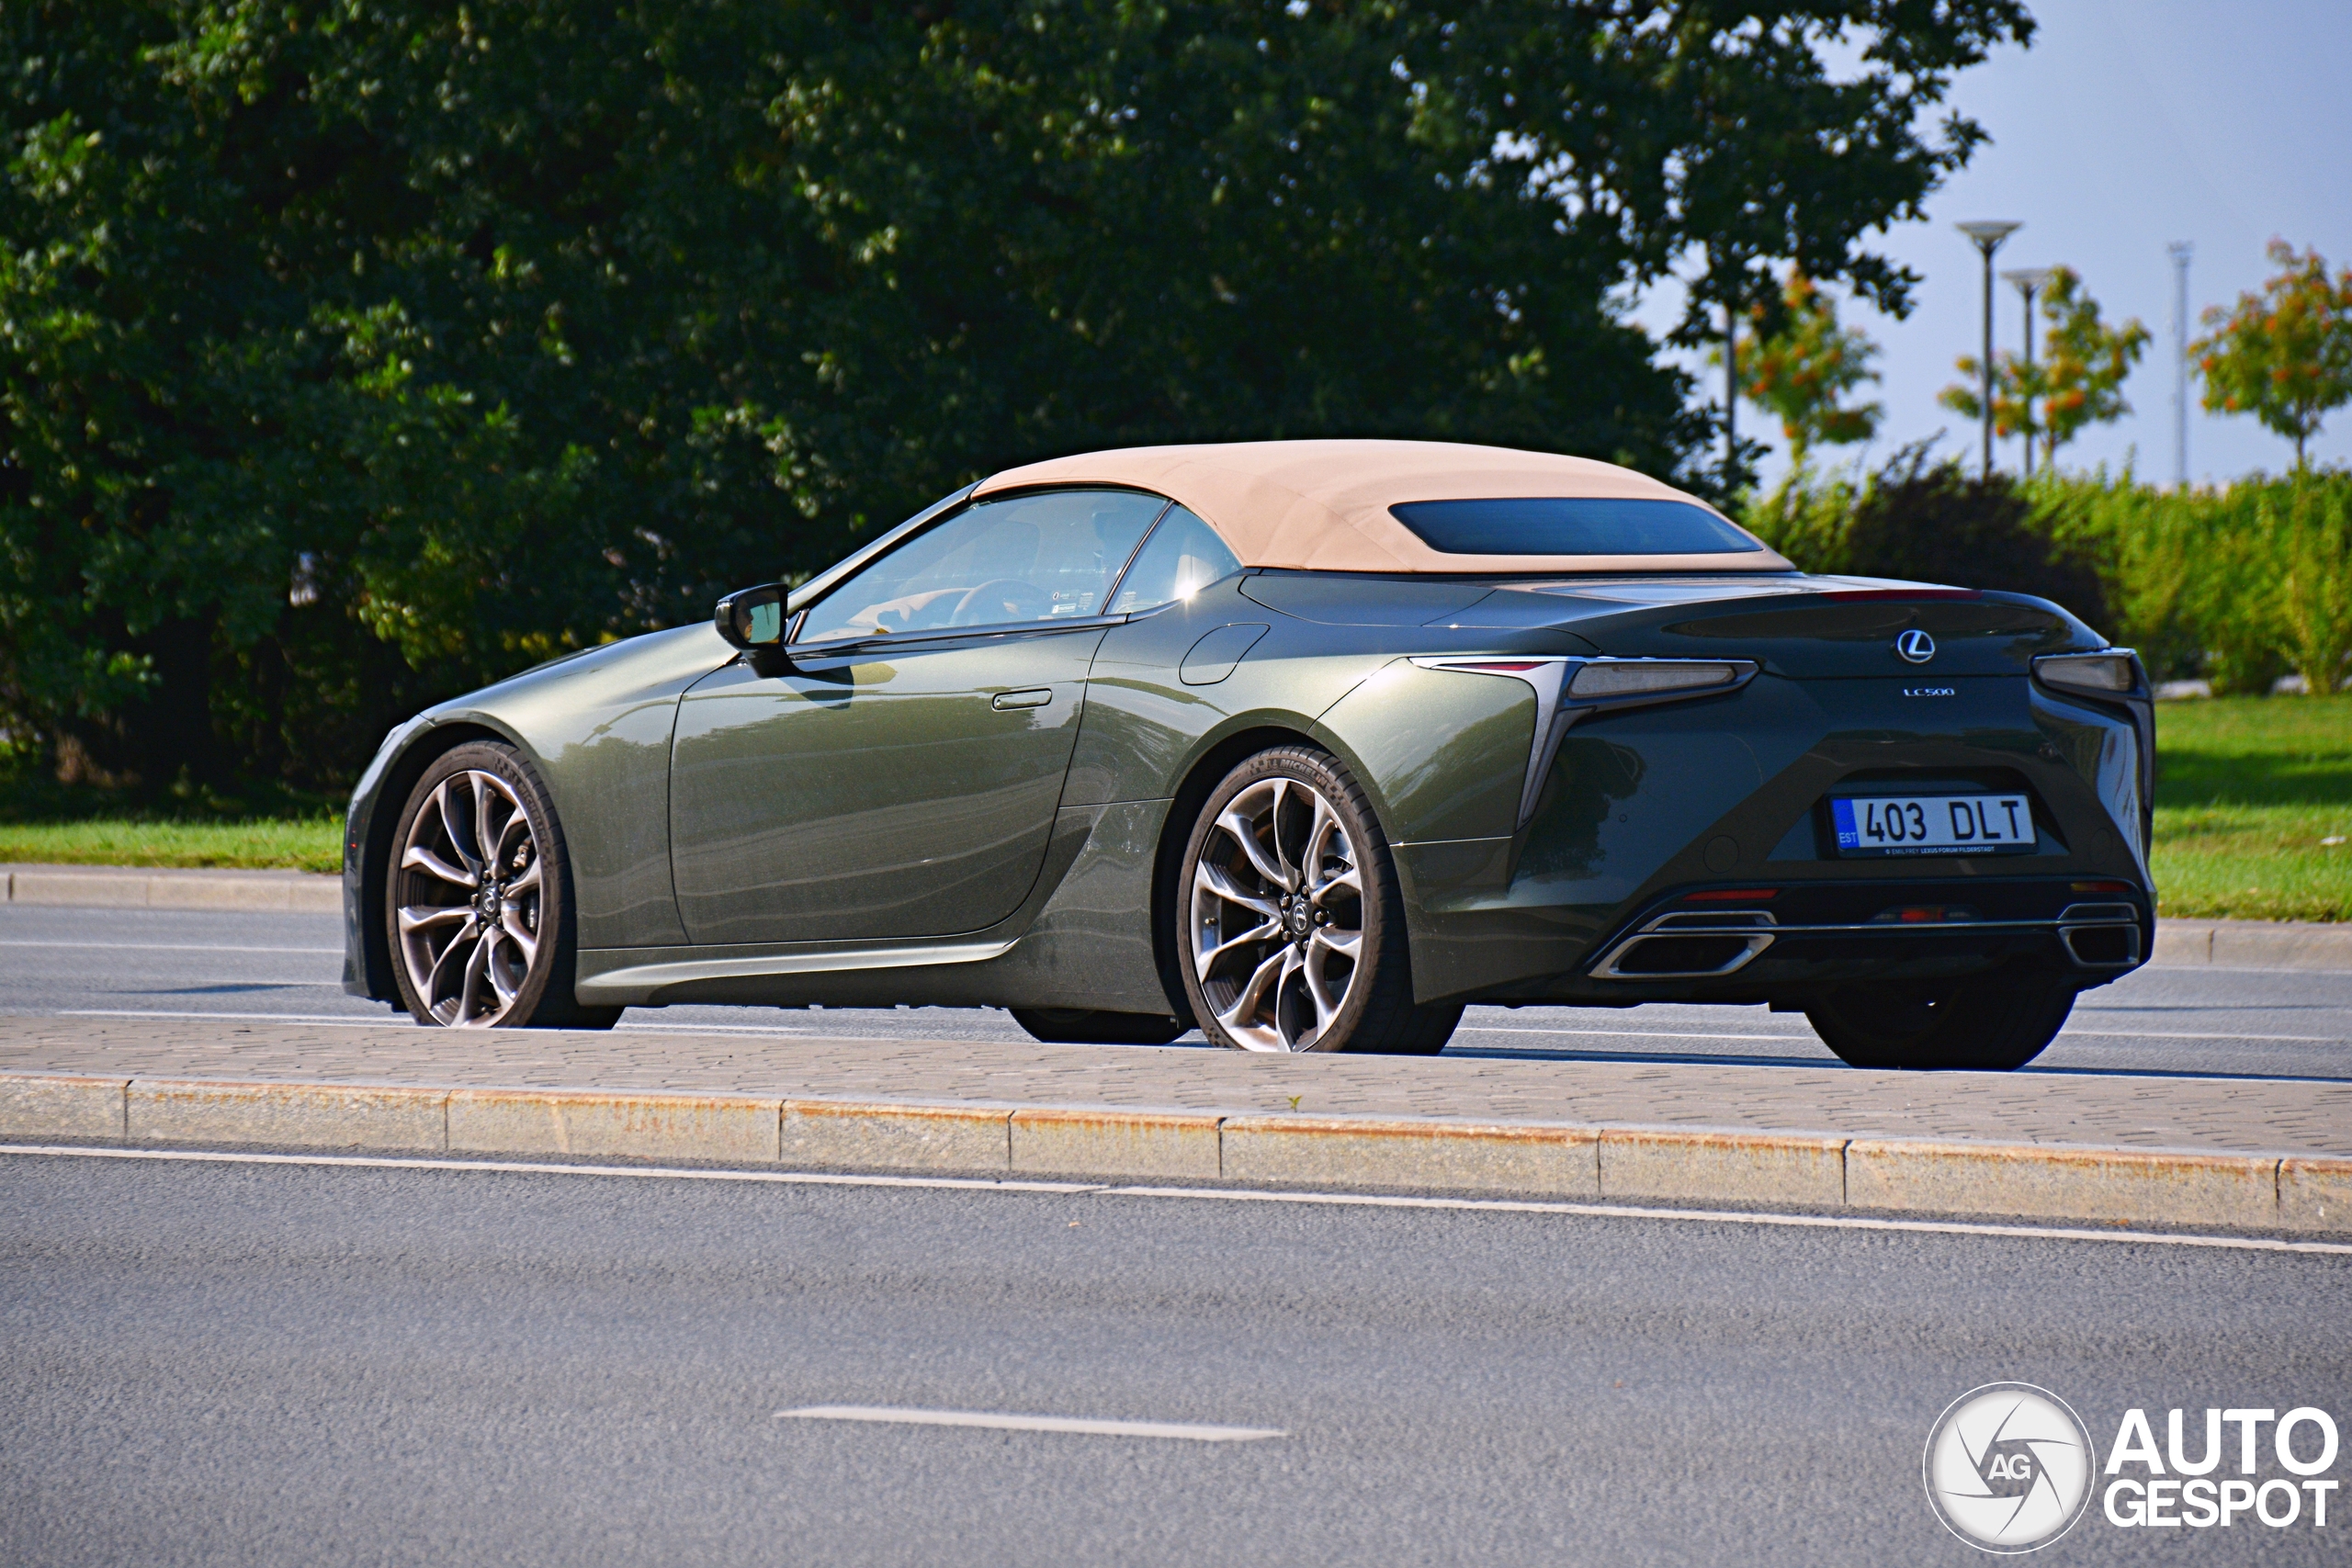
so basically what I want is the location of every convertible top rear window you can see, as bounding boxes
[1388,497,1761,557]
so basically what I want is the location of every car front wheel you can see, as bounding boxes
[386,740,618,1030]
[1179,745,1460,1055]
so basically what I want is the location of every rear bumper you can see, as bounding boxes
[1568,876,2152,1002]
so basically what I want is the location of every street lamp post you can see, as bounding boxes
[2001,266,2055,478]
[1724,300,1738,490]
[1957,220,2021,478]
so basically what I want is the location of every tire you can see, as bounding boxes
[1010,1008,1191,1045]
[385,740,620,1030]
[1804,966,2076,1071]
[1177,745,1462,1055]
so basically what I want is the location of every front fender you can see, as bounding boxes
[342,625,736,1000]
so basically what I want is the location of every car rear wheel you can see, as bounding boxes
[1804,967,2075,1071]
[1179,746,1461,1055]
[1010,1008,1191,1045]
[387,741,619,1030]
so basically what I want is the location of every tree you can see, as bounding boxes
[2192,241,2352,469]
[1723,274,1883,468]
[1,0,2035,797]
[1939,267,2148,468]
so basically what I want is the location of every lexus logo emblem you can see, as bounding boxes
[1895,629,1937,664]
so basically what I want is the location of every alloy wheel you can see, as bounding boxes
[1189,775,1363,1051]
[394,769,544,1027]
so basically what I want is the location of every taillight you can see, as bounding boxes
[2033,651,2139,695]
[1568,659,1747,699]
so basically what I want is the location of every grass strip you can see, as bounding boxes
[0,818,342,874]
[2152,694,2349,921]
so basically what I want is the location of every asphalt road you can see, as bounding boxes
[1,905,2346,1080]
[3,1148,2346,1566]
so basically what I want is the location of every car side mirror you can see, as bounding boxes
[715,583,789,650]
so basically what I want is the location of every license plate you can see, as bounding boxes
[1829,795,2034,856]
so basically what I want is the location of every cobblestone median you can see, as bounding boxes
[1,1013,2345,1160]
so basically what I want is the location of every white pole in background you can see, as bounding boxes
[2168,242,2193,488]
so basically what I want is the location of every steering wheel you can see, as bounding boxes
[949,578,1053,626]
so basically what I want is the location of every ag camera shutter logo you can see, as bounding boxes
[1924,1383,2097,1552]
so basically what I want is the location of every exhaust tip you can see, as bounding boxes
[2057,902,2143,968]
[1591,930,1773,980]
[2060,924,2140,967]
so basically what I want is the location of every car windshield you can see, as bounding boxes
[1388,497,1761,556]
[800,489,1170,641]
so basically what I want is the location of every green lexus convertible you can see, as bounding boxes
[341,440,2154,1069]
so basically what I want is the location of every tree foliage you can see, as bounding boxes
[1726,273,1881,468]
[2192,241,2352,469]
[1939,266,2147,468]
[0,0,2031,799]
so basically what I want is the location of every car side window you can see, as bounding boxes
[798,489,1170,642]
[1108,505,1242,615]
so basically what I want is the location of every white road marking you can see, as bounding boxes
[775,1404,1284,1442]
[5,1143,2346,1258]
[1460,1025,1804,1042]
[56,1009,526,1028]
[2059,1029,2340,1043]
[2145,964,2352,977]
[614,1021,813,1036]
[58,1020,395,1029]
[1098,1185,2352,1257]
[0,942,343,954]
[1461,1023,2341,1045]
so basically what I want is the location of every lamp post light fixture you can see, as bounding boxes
[2001,265,2057,478]
[1956,220,2022,477]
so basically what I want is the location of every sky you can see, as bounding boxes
[1636,0,2352,488]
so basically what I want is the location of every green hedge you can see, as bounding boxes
[1742,456,2352,694]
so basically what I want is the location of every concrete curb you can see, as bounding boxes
[1,863,340,914]
[2,1070,2342,1235]
[3,863,2341,965]
[2150,919,2352,970]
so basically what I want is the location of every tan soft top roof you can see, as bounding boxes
[973,439,1790,574]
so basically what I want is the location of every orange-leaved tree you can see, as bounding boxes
[1725,274,1883,469]
[2192,241,2352,469]
[1939,267,2146,468]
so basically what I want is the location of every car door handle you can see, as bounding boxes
[991,688,1054,710]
